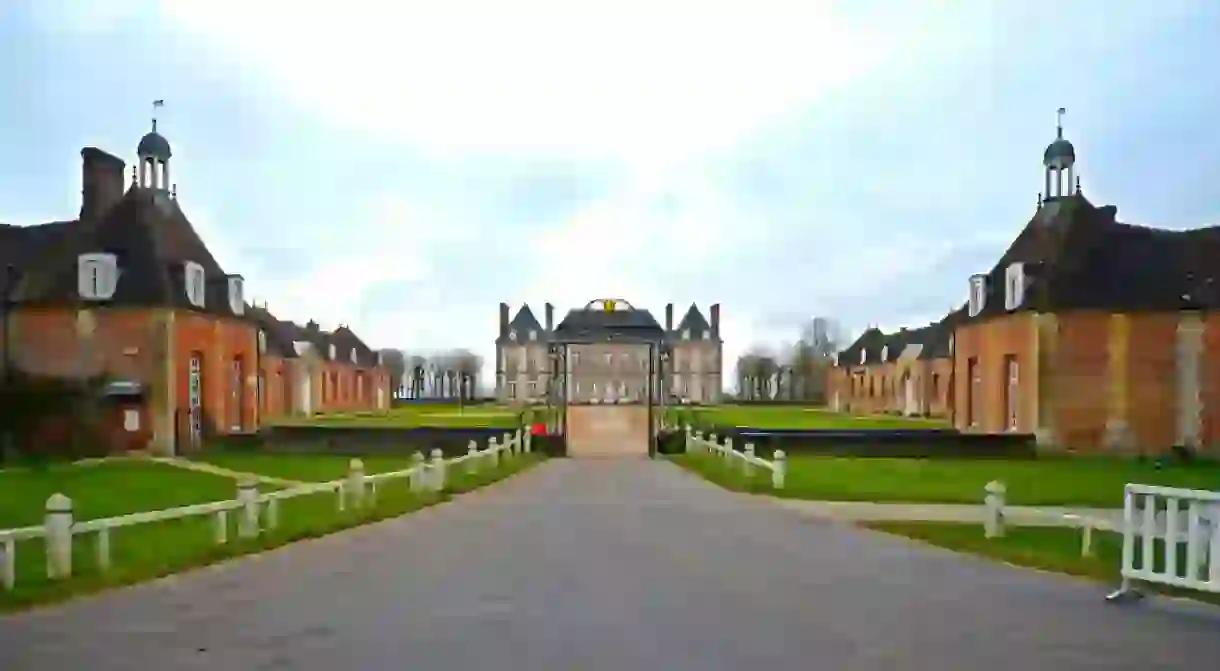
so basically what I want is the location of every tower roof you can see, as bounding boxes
[137,121,172,161]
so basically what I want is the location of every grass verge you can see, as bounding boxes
[670,405,950,430]
[0,460,249,529]
[670,452,1220,507]
[268,405,522,429]
[862,521,1220,607]
[0,453,544,613]
[192,452,426,483]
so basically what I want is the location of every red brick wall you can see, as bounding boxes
[952,313,1037,434]
[1201,313,1220,454]
[1124,314,1178,451]
[173,312,257,437]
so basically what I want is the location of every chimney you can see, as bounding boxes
[80,147,126,221]
[499,302,510,338]
[710,303,720,338]
[665,303,674,331]
[545,302,554,332]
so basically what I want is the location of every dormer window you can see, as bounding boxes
[228,276,244,315]
[881,345,889,361]
[350,348,358,364]
[682,329,690,341]
[968,274,987,317]
[702,331,710,341]
[509,330,518,342]
[860,349,867,365]
[328,343,336,359]
[529,330,537,341]
[1005,263,1025,310]
[77,252,118,300]
[257,330,267,354]
[184,261,206,308]
[377,351,384,366]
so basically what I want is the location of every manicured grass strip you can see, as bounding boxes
[0,461,246,528]
[269,406,521,429]
[669,404,950,430]
[862,521,1220,607]
[672,452,1220,507]
[0,453,544,612]
[192,453,425,483]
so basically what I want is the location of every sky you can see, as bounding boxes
[3,0,1220,390]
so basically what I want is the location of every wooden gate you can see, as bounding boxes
[566,404,650,458]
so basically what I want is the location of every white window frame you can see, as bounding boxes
[860,349,867,365]
[528,329,537,341]
[509,330,518,341]
[682,329,691,341]
[228,276,244,315]
[881,345,889,361]
[257,330,267,354]
[184,261,206,308]
[1005,263,1025,311]
[77,252,118,300]
[968,274,987,317]
[350,348,358,365]
[328,343,336,359]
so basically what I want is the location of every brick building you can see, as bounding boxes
[829,315,956,419]
[833,114,1220,455]
[0,121,391,455]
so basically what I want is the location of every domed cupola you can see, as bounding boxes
[137,100,173,190]
[1042,107,1079,201]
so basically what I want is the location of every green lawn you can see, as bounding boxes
[0,452,543,612]
[863,521,1220,606]
[672,452,1220,507]
[269,404,524,429]
[0,460,245,528]
[671,404,950,430]
[193,452,426,483]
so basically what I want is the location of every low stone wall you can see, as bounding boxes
[692,427,1037,459]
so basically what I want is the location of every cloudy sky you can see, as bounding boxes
[3,1,1220,387]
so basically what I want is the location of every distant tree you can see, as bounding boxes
[378,349,406,398]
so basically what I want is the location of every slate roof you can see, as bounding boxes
[836,308,961,368]
[6,187,245,318]
[248,306,300,359]
[553,307,665,343]
[966,194,1220,321]
[332,325,379,367]
[672,304,711,339]
[496,304,548,345]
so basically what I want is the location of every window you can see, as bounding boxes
[350,348,358,365]
[860,349,867,366]
[967,357,980,428]
[328,343,336,359]
[702,331,710,341]
[509,330,518,341]
[257,330,267,354]
[123,409,140,432]
[528,330,537,341]
[184,261,206,308]
[77,252,118,300]
[968,274,987,317]
[1004,355,1019,431]
[881,345,889,361]
[1005,263,1025,310]
[507,381,517,399]
[228,276,245,315]
[528,381,537,396]
[682,329,691,341]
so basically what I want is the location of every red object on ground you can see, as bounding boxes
[531,422,547,436]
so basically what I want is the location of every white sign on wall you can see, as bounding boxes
[123,409,141,432]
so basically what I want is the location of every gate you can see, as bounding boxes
[566,404,650,458]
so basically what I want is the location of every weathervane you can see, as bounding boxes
[152,99,165,132]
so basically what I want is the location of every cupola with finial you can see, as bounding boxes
[137,100,173,190]
[1042,107,1078,201]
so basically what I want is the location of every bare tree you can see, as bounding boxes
[378,349,406,398]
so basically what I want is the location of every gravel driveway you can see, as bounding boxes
[2,459,1219,670]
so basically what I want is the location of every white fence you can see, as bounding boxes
[1107,483,1220,601]
[684,425,786,489]
[0,430,529,591]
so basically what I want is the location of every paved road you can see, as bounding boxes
[2,459,1219,670]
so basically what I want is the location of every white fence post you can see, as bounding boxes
[984,480,1006,539]
[515,429,523,455]
[347,458,366,510]
[410,451,426,492]
[487,437,499,469]
[431,448,447,491]
[45,493,73,580]
[743,443,755,478]
[467,440,479,474]
[524,429,532,453]
[95,527,111,573]
[1,538,14,590]
[237,479,260,539]
[266,497,280,530]
[772,450,786,489]
[684,425,692,453]
[214,510,229,543]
